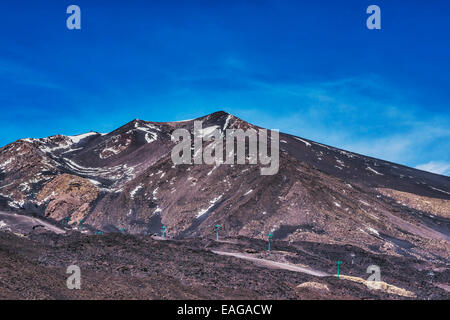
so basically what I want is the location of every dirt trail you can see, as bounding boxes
[0,211,65,234]
[212,250,421,298]
[212,250,329,277]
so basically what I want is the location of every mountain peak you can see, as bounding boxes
[209,110,230,117]
[0,110,449,279]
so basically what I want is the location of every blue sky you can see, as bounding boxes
[0,0,449,175]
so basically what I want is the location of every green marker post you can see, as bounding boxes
[62,217,69,226]
[337,261,342,278]
[78,219,85,230]
[267,233,273,251]
[161,225,167,238]
[215,224,221,241]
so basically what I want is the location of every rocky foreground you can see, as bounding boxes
[0,229,448,300]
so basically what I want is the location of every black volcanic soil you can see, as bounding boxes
[0,231,448,300]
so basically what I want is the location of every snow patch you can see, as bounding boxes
[153,207,162,214]
[152,187,159,200]
[145,132,157,143]
[68,132,99,144]
[366,167,383,175]
[207,166,218,176]
[8,199,25,209]
[367,227,379,236]
[336,159,345,167]
[223,115,233,131]
[99,135,132,159]
[429,186,450,195]
[88,179,101,186]
[196,195,223,218]
[338,150,358,159]
[198,125,220,138]
[294,137,311,147]
[0,220,11,231]
[170,119,194,123]
[130,185,143,199]
[0,157,14,169]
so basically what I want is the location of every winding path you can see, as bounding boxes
[0,211,65,234]
[212,250,329,277]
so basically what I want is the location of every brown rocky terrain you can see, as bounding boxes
[0,230,448,300]
[36,174,99,225]
[377,188,450,219]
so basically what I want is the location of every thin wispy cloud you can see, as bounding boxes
[227,74,450,172]
[415,162,450,176]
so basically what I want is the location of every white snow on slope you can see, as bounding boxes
[134,122,160,143]
[146,124,162,132]
[199,125,221,138]
[223,115,233,131]
[207,165,218,176]
[338,150,358,159]
[196,195,223,218]
[152,187,159,200]
[61,147,83,155]
[8,199,25,209]
[153,206,162,214]
[34,132,99,154]
[170,119,194,123]
[367,227,380,236]
[294,137,311,147]
[88,179,101,186]
[366,167,383,175]
[62,157,134,186]
[38,139,72,153]
[100,147,121,158]
[359,200,370,206]
[100,135,132,159]
[145,132,157,143]
[429,186,450,195]
[68,132,99,144]
[0,157,14,169]
[63,157,119,174]
[130,185,143,199]
[336,159,345,167]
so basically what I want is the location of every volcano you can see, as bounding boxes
[0,111,449,256]
[0,111,449,299]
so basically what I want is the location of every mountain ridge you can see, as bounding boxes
[0,111,449,264]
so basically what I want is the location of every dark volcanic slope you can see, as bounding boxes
[0,111,449,264]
